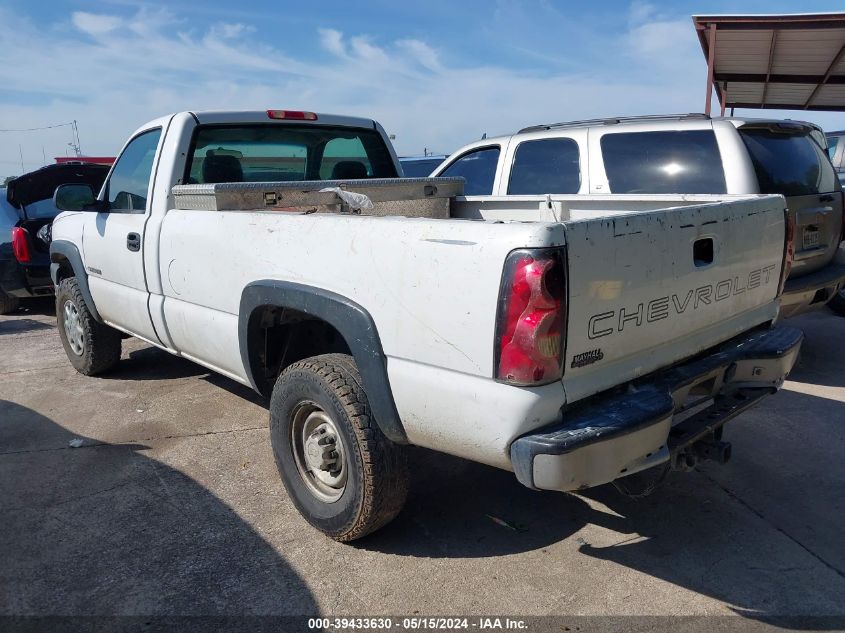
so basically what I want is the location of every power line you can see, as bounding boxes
[0,121,75,133]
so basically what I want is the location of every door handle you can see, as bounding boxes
[820,194,835,202]
[126,232,141,252]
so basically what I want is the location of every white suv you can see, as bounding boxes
[434,114,845,318]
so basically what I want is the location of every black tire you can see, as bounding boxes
[0,291,19,315]
[56,277,122,375]
[829,289,845,316]
[270,353,409,541]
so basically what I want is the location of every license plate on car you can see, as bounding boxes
[803,227,820,249]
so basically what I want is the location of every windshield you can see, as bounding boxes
[185,124,398,184]
[740,127,838,196]
[21,197,61,220]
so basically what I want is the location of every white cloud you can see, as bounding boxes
[319,28,345,57]
[628,18,693,59]
[211,22,255,40]
[71,12,123,36]
[397,39,440,71]
[349,36,389,64]
[628,1,657,27]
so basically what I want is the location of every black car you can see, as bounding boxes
[1,163,109,314]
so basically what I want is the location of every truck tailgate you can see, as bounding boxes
[562,196,787,403]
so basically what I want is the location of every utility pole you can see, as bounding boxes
[67,121,81,157]
[73,120,82,156]
[18,145,24,173]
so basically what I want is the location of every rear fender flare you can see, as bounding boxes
[239,280,407,444]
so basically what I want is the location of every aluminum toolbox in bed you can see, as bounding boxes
[171,177,465,219]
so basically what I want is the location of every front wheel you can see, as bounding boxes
[56,277,122,375]
[829,288,845,316]
[269,353,409,541]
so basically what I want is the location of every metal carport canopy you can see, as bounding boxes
[694,13,845,115]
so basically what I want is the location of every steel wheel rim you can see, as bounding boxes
[290,401,347,503]
[63,300,84,356]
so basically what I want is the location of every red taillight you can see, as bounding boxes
[11,227,31,263]
[495,248,566,385]
[266,110,318,121]
[777,208,795,296]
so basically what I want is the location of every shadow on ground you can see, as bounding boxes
[0,400,316,616]
[7,312,838,624]
[361,403,844,625]
[787,310,845,388]
[6,296,56,318]
[100,346,266,406]
[0,318,53,335]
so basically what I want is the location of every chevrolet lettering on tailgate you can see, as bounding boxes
[588,264,778,340]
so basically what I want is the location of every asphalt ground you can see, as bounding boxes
[1,298,844,629]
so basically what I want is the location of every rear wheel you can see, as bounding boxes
[829,288,845,316]
[56,277,122,375]
[0,291,19,315]
[269,353,409,541]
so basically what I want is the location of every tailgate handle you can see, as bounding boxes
[693,237,714,267]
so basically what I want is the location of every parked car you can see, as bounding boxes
[399,155,447,177]
[50,109,800,540]
[0,163,109,313]
[434,114,845,319]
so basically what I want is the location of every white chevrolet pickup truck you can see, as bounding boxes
[49,110,802,541]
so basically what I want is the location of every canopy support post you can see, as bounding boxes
[704,23,717,116]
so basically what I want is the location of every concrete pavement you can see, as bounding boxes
[1,299,844,621]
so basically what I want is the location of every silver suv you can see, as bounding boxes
[434,114,845,318]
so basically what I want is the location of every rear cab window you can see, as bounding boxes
[600,130,727,194]
[507,138,580,194]
[185,124,398,184]
[740,126,839,195]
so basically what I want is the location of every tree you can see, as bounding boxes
[3,176,15,186]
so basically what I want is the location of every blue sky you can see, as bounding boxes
[1,0,844,174]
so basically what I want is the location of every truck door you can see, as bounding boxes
[82,128,162,344]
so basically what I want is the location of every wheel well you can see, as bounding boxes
[248,305,352,394]
[52,257,75,284]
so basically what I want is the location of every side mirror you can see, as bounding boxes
[54,183,98,212]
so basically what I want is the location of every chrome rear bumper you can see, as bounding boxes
[780,263,845,318]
